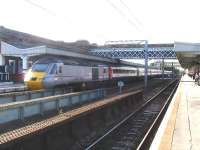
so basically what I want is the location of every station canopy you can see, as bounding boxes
[0,41,117,64]
[174,42,200,68]
[0,41,150,68]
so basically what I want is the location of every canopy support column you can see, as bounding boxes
[144,41,148,88]
[0,55,5,66]
[21,56,29,70]
[172,62,174,79]
[162,58,164,80]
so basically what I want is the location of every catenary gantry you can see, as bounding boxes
[90,41,177,87]
[90,41,200,69]
[90,46,176,59]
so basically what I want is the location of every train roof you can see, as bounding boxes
[34,56,108,67]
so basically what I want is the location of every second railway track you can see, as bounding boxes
[86,80,178,150]
[0,79,178,150]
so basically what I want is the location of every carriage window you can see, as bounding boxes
[103,68,106,73]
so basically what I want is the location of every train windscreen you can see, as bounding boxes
[32,64,49,72]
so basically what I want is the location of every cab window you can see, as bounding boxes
[50,64,57,74]
[32,64,49,72]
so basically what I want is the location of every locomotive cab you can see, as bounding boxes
[24,63,49,90]
[42,63,64,89]
[24,63,63,90]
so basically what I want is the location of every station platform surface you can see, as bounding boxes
[150,75,200,150]
[0,82,26,93]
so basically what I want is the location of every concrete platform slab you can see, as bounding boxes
[150,75,200,150]
[0,82,26,93]
[0,82,13,86]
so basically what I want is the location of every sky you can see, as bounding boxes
[1,0,200,45]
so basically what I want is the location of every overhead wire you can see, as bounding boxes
[105,0,141,32]
[119,0,143,27]
[24,0,147,43]
[23,0,56,16]
[106,0,153,42]
[23,0,110,44]
[119,0,153,41]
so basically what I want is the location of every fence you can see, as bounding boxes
[0,73,9,81]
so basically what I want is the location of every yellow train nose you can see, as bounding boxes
[25,72,46,90]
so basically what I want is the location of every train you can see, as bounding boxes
[24,57,172,90]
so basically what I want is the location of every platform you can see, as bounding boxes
[150,74,200,150]
[0,82,26,93]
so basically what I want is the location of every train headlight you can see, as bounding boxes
[24,70,32,81]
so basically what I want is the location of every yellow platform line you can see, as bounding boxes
[158,84,182,150]
[150,81,183,150]
[159,84,181,150]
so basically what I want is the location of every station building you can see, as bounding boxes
[0,26,114,82]
[0,41,120,82]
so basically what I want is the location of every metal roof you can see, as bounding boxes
[0,41,118,64]
[0,41,164,69]
[174,42,200,68]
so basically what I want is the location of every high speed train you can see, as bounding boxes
[24,57,171,90]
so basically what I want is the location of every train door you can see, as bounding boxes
[108,67,113,79]
[56,63,64,84]
[103,67,108,79]
[48,63,63,86]
[92,67,99,80]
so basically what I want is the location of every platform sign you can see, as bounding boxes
[118,81,124,93]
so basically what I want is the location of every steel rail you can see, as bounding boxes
[136,80,179,150]
[85,80,177,150]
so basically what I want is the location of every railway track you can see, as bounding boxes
[0,79,178,150]
[85,80,178,150]
[0,80,172,132]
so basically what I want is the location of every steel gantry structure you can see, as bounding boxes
[90,46,176,59]
[90,40,177,88]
